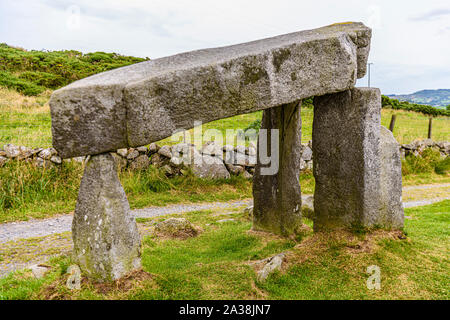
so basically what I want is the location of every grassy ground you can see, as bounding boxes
[0,147,448,223]
[0,161,254,223]
[0,87,449,223]
[1,88,449,148]
[0,200,448,300]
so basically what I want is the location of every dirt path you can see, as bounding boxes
[0,199,253,244]
[403,183,450,191]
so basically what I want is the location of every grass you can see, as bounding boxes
[0,161,253,223]
[1,88,449,148]
[381,109,450,144]
[0,200,448,300]
[0,88,448,223]
[0,88,52,147]
[1,153,446,224]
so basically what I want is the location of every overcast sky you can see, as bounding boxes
[1,0,449,94]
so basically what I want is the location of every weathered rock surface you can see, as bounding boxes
[72,153,141,282]
[192,154,231,179]
[129,154,150,171]
[313,88,403,230]
[110,152,128,171]
[257,253,285,282]
[225,163,245,175]
[50,22,371,158]
[30,264,51,279]
[301,145,313,161]
[3,144,21,158]
[117,148,128,158]
[38,148,57,160]
[379,126,404,229]
[253,101,303,236]
[313,88,381,230]
[127,148,139,160]
[66,265,82,290]
[202,141,223,158]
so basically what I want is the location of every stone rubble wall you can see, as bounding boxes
[400,139,450,159]
[1,139,448,176]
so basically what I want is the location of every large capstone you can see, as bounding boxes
[313,88,404,231]
[50,22,371,158]
[252,101,303,236]
[72,153,141,282]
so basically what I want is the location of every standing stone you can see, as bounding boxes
[72,153,141,282]
[252,101,303,236]
[379,126,404,229]
[313,87,402,231]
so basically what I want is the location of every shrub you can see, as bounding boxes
[382,95,450,117]
[402,148,448,175]
[434,157,450,175]
[18,71,66,89]
[0,71,46,96]
[0,43,148,95]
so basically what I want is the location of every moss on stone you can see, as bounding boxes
[272,48,291,73]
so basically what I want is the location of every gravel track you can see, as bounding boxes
[402,183,450,191]
[1,190,449,243]
[0,199,252,244]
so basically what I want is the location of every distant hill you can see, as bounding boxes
[388,89,450,109]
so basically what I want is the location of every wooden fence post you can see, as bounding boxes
[389,114,396,132]
[428,118,433,139]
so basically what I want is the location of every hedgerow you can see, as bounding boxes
[381,95,450,117]
[0,43,148,95]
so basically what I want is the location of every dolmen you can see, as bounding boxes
[49,22,403,282]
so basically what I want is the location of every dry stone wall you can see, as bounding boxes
[1,139,447,173]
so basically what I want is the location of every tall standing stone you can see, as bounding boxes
[379,126,404,229]
[313,88,382,230]
[253,101,303,236]
[72,153,141,282]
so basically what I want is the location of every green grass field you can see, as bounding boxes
[1,87,449,223]
[1,87,449,148]
[0,200,448,300]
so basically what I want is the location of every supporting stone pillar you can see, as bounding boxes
[379,126,404,229]
[72,153,141,282]
[253,101,303,236]
[312,87,403,231]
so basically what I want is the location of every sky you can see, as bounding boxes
[0,0,449,94]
